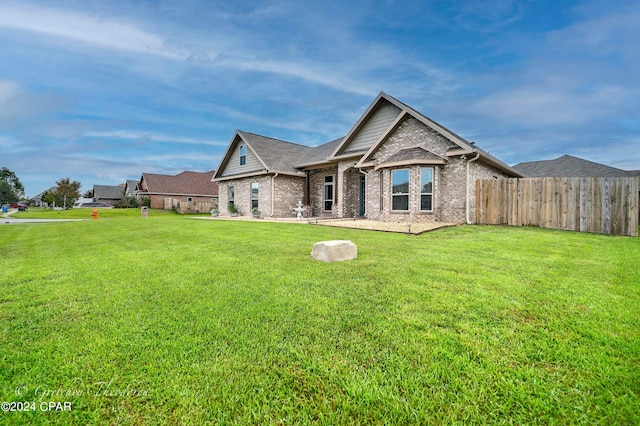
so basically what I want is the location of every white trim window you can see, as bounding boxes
[420,167,433,211]
[324,175,334,211]
[228,185,235,206]
[391,169,409,211]
[251,182,259,210]
[239,145,247,166]
[379,171,384,212]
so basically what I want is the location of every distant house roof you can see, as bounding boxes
[513,155,640,177]
[139,170,218,196]
[30,186,57,201]
[124,180,139,197]
[93,185,124,200]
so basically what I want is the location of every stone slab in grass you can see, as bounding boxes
[311,240,357,262]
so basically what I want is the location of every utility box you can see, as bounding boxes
[141,206,148,218]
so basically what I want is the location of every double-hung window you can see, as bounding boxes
[420,168,433,211]
[251,182,259,210]
[324,176,334,211]
[228,185,235,206]
[391,169,409,211]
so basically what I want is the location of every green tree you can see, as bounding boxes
[41,191,56,207]
[0,167,25,202]
[53,177,81,208]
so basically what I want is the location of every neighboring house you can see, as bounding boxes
[29,186,56,207]
[93,185,125,207]
[514,155,640,221]
[213,92,522,223]
[124,180,140,198]
[513,154,640,178]
[73,197,94,207]
[137,170,219,210]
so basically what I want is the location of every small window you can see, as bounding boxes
[187,197,193,202]
[228,185,235,206]
[239,145,246,166]
[420,168,433,211]
[391,169,409,211]
[324,175,334,211]
[251,182,259,210]
[379,171,384,211]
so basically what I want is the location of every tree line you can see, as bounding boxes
[1,167,82,208]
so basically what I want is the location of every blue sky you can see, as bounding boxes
[1,0,638,197]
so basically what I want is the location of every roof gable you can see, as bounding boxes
[214,131,312,180]
[218,132,267,178]
[349,92,522,177]
[333,92,479,162]
[331,98,402,157]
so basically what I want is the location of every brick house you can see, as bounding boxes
[213,92,522,223]
[137,170,219,211]
[93,184,125,207]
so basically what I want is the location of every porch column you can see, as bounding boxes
[335,162,351,218]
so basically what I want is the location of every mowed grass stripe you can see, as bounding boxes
[1,215,638,424]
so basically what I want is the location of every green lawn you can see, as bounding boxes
[10,206,172,219]
[1,216,638,424]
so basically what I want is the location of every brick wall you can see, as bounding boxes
[271,175,305,217]
[217,174,304,217]
[357,118,510,223]
[308,167,338,217]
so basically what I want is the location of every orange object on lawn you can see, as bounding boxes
[91,208,98,220]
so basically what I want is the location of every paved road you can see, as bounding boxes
[1,208,87,224]
[1,218,86,224]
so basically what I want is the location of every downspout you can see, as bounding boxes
[271,172,278,217]
[466,153,481,224]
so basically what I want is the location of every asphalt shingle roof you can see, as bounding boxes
[513,155,640,177]
[301,137,344,165]
[141,170,218,196]
[238,131,312,175]
[93,185,124,200]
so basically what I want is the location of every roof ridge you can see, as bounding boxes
[238,130,308,148]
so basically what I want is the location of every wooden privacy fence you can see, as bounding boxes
[476,177,639,236]
[175,201,214,214]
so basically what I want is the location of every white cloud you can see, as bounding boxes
[84,130,228,146]
[547,6,640,59]
[468,84,628,126]
[0,79,68,126]
[0,80,21,102]
[0,3,188,59]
